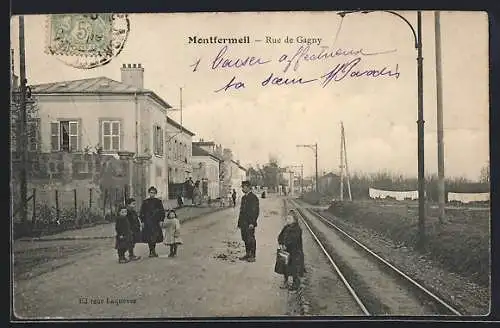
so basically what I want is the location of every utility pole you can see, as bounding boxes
[341,122,352,201]
[435,11,446,224]
[337,9,426,250]
[300,164,304,194]
[179,87,183,126]
[416,11,426,250]
[296,144,318,193]
[339,123,344,201]
[18,16,28,224]
[314,143,318,193]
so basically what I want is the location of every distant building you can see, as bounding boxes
[191,144,222,199]
[229,159,247,194]
[318,172,341,196]
[29,63,195,203]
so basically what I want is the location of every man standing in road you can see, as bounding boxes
[238,181,260,262]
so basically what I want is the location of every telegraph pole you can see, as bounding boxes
[179,87,183,126]
[435,11,446,223]
[314,143,319,192]
[341,122,352,201]
[300,164,304,194]
[18,16,28,224]
[416,11,426,250]
[339,123,344,201]
[296,144,319,192]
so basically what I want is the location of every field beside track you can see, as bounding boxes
[324,199,490,287]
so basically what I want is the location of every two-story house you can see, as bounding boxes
[29,63,195,203]
[191,144,222,200]
[229,160,247,196]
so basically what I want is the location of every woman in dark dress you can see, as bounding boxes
[140,186,166,257]
[277,209,305,291]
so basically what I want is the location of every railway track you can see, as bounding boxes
[287,198,462,316]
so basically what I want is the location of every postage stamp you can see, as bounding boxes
[45,13,130,69]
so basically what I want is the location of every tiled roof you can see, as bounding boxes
[192,145,222,162]
[30,76,173,112]
[30,76,197,136]
[231,160,247,172]
[30,77,144,94]
[193,141,216,146]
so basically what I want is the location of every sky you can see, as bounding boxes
[10,11,489,181]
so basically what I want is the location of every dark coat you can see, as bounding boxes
[127,208,142,243]
[278,222,305,277]
[115,215,132,250]
[237,191,260,228]
[140,197,166,243]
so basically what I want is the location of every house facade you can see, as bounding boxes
[229,160,247,194]
[191,145,221,199]
[29,63,195,203]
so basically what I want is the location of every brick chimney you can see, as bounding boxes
[120,63,144,89]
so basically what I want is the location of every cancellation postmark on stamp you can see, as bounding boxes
[45,13,130,69]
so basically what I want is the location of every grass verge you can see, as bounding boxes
[327,201,490,287]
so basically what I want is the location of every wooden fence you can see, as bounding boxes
[12,186,129,239]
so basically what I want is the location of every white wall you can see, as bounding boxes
[35,94,136,153]
[192,155,220,199]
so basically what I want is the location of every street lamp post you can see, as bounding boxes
[337,10,426,249]
[296,144,318,193]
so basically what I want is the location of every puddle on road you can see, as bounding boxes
[213,240,243,263]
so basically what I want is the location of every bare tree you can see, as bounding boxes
[480,161,490,184]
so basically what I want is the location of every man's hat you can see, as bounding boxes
[241,181,251,187]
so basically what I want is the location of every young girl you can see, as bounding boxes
[277,210,305,291]
[163,210,182,257]
[115,205,132,264]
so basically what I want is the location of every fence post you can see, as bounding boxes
[74,189,78,225]
[55,189,60,223]
[109,188,113,216]
[115,188,119,208]
[89,188,93,209]
[32,188,36,223]
[103,188,107,218]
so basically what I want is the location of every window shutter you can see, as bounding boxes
[160,128,164,155]
[50,122,60,151]
[153,126,157,154]
[69,121,79,151]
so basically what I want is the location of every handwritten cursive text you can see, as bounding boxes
[320,57,400,87]
[279,45,397,73]
[211,45,271,70]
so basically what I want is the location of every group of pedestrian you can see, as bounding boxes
[237,180,305,291]
[116,181,305,293]
[114,186,183,263]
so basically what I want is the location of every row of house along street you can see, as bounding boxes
[14,195,301,318]
[11,63,248,212]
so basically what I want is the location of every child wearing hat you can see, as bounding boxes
[115,205,132,263]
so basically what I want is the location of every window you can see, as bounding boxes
[50,120,79,152]
[101,120,120,151]
[153,125,164,156]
